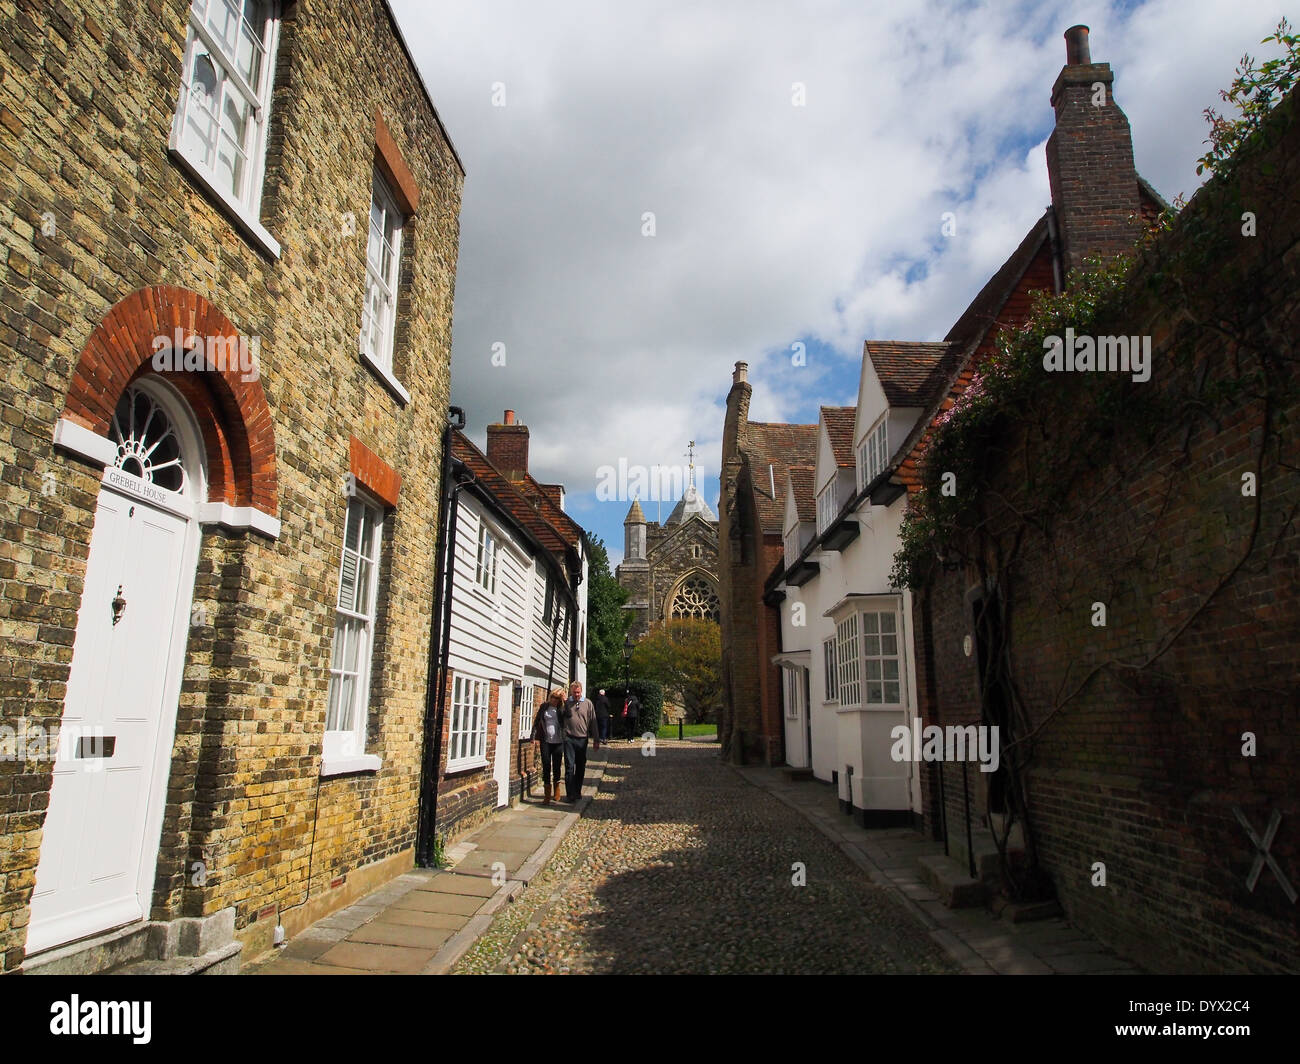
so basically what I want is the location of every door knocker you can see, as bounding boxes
[111,585,127,626]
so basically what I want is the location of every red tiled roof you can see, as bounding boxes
[894,217,1057,493]
[865,342,961,408]
[821,406,857,468]
[451,432,576,560]
[742,422,819,533]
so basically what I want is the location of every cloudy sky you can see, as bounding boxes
[391,0,1284,566]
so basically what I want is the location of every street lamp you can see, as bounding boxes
[622,634,633,742]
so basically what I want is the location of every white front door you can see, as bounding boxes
[26,477,197,954]
[493,682,513,806]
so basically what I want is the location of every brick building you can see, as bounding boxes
[903,32,1300,973]
[718,364,817,764]
[0,0,463,972]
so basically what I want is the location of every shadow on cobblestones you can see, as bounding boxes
[505,743,959,974]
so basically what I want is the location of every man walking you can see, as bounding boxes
[561,681,600,802]
[594,688,611,744]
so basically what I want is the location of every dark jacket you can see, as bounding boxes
[626,696,640,721]
[532,703,565,745]
[594,693,611,721]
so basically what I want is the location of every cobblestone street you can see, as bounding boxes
[462,741,959,975]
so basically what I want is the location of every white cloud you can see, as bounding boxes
[392,0,1285,563]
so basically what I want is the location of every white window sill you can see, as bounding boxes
[320,754,382,777]
[167,145,282,260]
[836,704,904,715]
[361,348,411,406]
[445,757,488,774]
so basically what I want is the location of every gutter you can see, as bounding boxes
[416,406,467,867]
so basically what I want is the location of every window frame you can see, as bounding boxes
[517,683,537,739]
[784,669,802,720]
[360,168,408,402]
[816,478,838,534]
[475,519,499,596]
[822,637,839,703]
[859,609,903,706]
[447,674,491,771]
[322,493,385,774]
[856,416,889,492]
[168,0,282,257]
[783,525,800,568]
[836,613,861,707]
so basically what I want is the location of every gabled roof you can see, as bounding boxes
[944,213,1052,350]
[450,431,578,562]
[518,472,584,546]
[787,465,816,523]
[820,406,857,467]
[742,422,819,533]
[893,214,1058,492]
[865,341,962,408]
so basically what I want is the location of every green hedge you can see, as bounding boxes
[592,677,663,734]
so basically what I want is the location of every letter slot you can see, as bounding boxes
[77,735,116,759]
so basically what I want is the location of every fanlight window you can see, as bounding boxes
[110,385,188,494]
[670,576,720,621]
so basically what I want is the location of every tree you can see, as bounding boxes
[630,618,722,724]
[583,532,630,683]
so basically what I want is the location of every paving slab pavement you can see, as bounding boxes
[244,754,609,975]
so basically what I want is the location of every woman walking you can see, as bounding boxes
[532,689,567,805]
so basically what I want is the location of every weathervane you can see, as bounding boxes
[685,440,696,491]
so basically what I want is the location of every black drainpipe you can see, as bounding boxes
[545,607,561,695]
[416,407,466,867]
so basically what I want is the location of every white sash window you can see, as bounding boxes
[325,498,383,764]
[448,676,490,770]
[172,1,280,229]
[362,171,404,375]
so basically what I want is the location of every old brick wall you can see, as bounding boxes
[0,0,462,970]
[922,94,1300,973]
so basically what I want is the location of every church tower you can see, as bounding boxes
[614,440,720,642]
[623,497,647,564]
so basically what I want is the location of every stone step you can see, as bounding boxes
[916,854,989,908]
[106,941,241,975]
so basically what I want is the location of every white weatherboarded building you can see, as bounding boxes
[769,345,956,828]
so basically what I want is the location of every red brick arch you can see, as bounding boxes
[62,286,278,514]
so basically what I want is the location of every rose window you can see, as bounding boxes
[670,576,720,621]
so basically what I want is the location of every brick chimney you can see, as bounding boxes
[486,409,529,480]
[1045,25,1141,281]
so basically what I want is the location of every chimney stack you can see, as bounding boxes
[486,409,529,480]
[1064,24,1090,65]
[1045,25,1141,282]
[733,361,748,386]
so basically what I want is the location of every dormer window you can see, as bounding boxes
[816,479,838,534]
[783,526,800,567]
[856,417,888,491]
